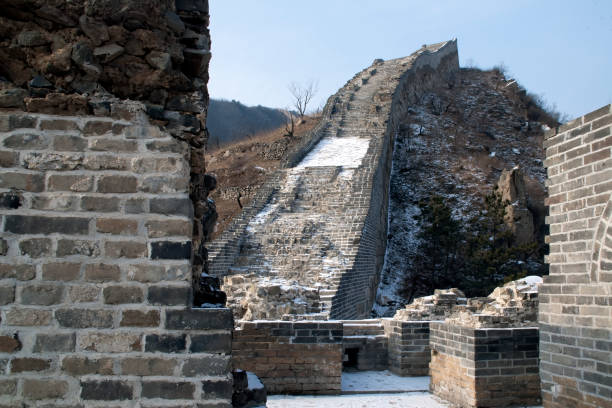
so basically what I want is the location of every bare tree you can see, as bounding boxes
[288,80,318,118]
[283,109,296,138]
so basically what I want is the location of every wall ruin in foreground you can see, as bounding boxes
[0,1,235,406]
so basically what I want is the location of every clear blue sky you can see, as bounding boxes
[209,0,611,120]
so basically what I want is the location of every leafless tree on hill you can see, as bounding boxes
[288,80,318,118]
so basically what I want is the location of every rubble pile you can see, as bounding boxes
[394,276,542,327]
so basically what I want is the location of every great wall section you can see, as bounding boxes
[208,40,460,321]
[0,1,610,407]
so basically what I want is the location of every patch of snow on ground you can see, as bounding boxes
[267,392,450,407]
[342,371,429,393]
[246,203,278,232]
[296,137,370,169]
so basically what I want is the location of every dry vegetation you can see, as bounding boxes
[205,114,321,240]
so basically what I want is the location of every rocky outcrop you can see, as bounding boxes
[497,166,545,245]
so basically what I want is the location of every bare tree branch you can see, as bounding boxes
[288,80,318,118]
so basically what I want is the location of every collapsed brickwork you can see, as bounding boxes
[209,40,460,321]
[540,104,612,408]
[0,1,235,406]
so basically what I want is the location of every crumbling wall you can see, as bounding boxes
[0,0,216,300]
[540,104,612,408]
[0,1,235,406]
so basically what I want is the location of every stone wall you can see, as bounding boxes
[0,0,215,300]
[540,104,612,407]
[383,320,432,376]
[232,321,343,395]
[429,323,540,408]
[0,110,233,406]
[209,40,460,321]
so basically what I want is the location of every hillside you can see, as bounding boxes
[205,115,320,240]
[206,99,288,149]
[374,66,559,316]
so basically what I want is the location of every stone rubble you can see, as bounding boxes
[393,276,542,328]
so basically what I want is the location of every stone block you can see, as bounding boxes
[0,150,19,167]
[23,379,68,400]
[54,134,88,151]
[89,138,138,152]
[103,286,144,304]
[58,239,101,257]
[40,119,79,131]
[0,264,30,281]
[150,197,193,217]
[141,381,195,400]
[62,356,113,375]
[125,198,146,213]
[97,175,138,193]
[148,285,190,306]
[55,308,114,328]
[5,308,52,326]
[0,285,15,305]
[20,283,64,305]
[48,174,93,192]
[120,310,160,327]
[0,172,44,192]
[42,262,81,281]
[145,334,186,353]
[81,195,120,212]
[146,219,191,238]
[166,308,233,330]
[141,176,189,193]
[33,333,75,352]
[201,378,233,399]
[190,333,232,353]
[78,332,142,353]
[105,241,147,258]
[81,380,133,401]
[3,133,49,150]
[84,263,120,281]
[83,154,130,170]
[4,215,89,235]
[68,285,100,302]
[121,357,176,376]
[0,379,17,397]
[182,356,231,376]
[19,238,52,258]
[83,120,113,135]
[151,241,192,259]
[96,218,138,235]
[0,335,21,353]
[10,357,51,373]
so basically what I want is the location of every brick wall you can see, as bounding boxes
[232,321,343,394]
[383,319,432,376]
[0,111,233,406]
[429,323,540,408]
[540,104,612,407]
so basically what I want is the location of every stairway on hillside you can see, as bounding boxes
[209,41,459,321]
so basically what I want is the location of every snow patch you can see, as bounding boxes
[296,137,370,169]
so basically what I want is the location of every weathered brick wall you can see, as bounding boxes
[540,104,612,408]
[0,111,233,406]
[383,319,432,376]
[429,323,540,408]
[342,320,388,371]
[232,321,343,395]
[0,0,216,301]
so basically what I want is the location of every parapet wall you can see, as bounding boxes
[540,104,612,408]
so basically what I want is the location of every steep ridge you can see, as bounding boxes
[208,40,459,320]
